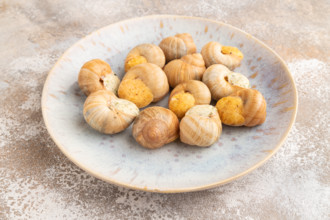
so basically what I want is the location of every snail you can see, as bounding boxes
[124,44,165,72]
[132,106,179,149]
[202,64,250,100]
[201,41,244,70]
[159,33,197,62]
[118,63,169,108]
[216,88,267,127]
[163,53,206,88]
[83,90,139,134]
[168,80,211,119]
[78,59,120,96]
[180,105,222,147]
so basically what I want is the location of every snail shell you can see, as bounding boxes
[159,33,197,62]
[202,64,250,100]
[180,105,222,147]
[124,44,165,71]
[230,89,266,127]
[163,53,206,88]
[132,106,179,149]
[83,90,139,134]
[201,41,243,70]
[78,59,120,96]
[169,80,211,105]
[121,63,169,102]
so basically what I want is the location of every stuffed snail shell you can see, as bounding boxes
[78,59,120,96]
[202,64,250,100]
[180,105,222,147]
[118,63,169,108]
[124,44,165,72]
[201,41,243,70]
[132,106,179,149]
[164,53,206,88]
[216,88,267,127]
[159,33,197,62]
[83,90,139,134]
[168,80,211,119]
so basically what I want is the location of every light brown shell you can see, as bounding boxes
[159,33,197,62]
[121,63,169,102]
[125,44,165,71]
[203,64,246,100]
[201,41,242,70]
[180,105,222,147]
[163,53,206,88]
[83,90,139,134]
[132,106,179,149]
[230,89,267,127]
[169,80,211,105]
[78,59,120,96]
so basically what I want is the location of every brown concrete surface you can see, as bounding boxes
[1,0,329,219]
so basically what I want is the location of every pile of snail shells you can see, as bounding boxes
[78,33,267,150]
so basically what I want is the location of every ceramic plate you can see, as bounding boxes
[42,15,297,193]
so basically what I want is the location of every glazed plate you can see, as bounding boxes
[42,15,297,193]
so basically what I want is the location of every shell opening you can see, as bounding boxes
[216,96,245,125]
[110,98,139,117]
[221,46,244,59]
[125,56,148,72]
[102,73,121,94]
[169,92,195,119]
[228,72,250,88]
[118,79,153,108]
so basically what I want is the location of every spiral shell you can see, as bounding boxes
[202,64,250,100]
[124,44,165,71]
[78,59,120,96]
[132,106,179,149]
[169,80,211,105]
[201,41,243,70]
[164,53,206,88]
[83,90,139,134]
[180,105,222,147]
[230,89,267,127]
[120,63,169,102]
[159,33,197,62]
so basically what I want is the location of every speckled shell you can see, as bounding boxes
[163,53,206,88]
[159,33,197,62]
[169,80,211,105]
[125,44,165,71]
[132,106,179,149]
[230,89,267,127]
[83,90,139,134]
[122,63,169,102]
[201,41,242,70]
[78,59,119,96]
[203,64,244,100]
[180,105,222,147]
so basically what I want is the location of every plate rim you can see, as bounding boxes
[41,14,298,193]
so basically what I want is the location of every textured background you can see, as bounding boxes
[1,0,329,219]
